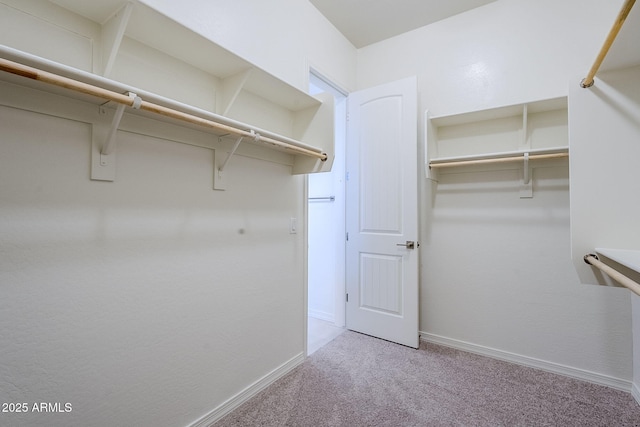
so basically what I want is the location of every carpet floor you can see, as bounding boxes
[215,331,640,426]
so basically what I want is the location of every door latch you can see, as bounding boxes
[396,241,416,250]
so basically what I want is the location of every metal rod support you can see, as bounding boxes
[219,136,243,172]
[523,152,530,184]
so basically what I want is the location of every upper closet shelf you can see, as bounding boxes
[0,46,331,186]
[425,97,568,198]
[49,0,320,112]
[425,97,568,174]
[0,0,334,187]
[0,47,325,160]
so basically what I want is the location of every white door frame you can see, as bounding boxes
[304,68,348,356]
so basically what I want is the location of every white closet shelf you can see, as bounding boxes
[0,0,335,186]
[425,96,568,198]
[0,46,325,159]
[50,0,318,112]
[429,97,567,127]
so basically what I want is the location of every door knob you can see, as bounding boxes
[396,241,416,249]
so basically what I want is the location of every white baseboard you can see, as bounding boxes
[187,352,305,427]
[308,309,334,323]
[632,382,640,406]
[420,332,632,392]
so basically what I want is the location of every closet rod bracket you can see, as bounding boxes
[520,152,533,198]
[584,253,599,264]
[219,135,245,173]
[214,131,257,191]
[101,91,141,158]
[580,78,595,89]
[91,91,141,182]
[523,152,530,184]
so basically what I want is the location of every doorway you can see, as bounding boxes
[307,71,347,355]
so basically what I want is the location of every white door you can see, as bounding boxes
[345,76,419,348]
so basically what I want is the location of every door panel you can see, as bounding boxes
[346,76,418,348]
[360,253,402,315]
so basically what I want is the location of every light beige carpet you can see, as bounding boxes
[215,331,640,426]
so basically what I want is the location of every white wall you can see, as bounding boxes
[357,0,635,385]
[569,64,640,400]
[0,102,304,427]
[0,1,355,426]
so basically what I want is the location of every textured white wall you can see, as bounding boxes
[0,101,306,427]
[357,0,635,383]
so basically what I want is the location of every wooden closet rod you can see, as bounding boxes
[0,57,328,161]
[429,152,568,169]
[581,0,636,88]
[584,254,640,296]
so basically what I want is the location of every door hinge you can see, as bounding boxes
[346,293,349,302]
[346,232,349,241]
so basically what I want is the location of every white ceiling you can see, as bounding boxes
[309,0,499,48]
